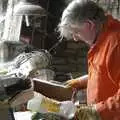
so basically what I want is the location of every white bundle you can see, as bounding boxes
[8,50,51,78]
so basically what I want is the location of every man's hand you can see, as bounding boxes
[65,75,88,90]
[65,79,81,89]
[75,105,101,120]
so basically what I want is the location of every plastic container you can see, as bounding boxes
[27,93,60,113]
[27,93,76,119]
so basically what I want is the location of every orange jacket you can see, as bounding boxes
[87,15,120,120]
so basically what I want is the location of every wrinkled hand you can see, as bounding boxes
[65,79,80,89]
[75,105,101,120]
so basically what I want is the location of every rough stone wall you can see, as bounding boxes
[52,41,89,82]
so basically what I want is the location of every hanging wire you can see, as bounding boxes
[41,0,50,49]
[117,0,120,15]
[44,0,49,33]
[41,0,64,53]
[31,16,36,45]
[48,37,63,53]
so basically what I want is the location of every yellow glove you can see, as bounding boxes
[75,105,101,120]
[65,79,81,89]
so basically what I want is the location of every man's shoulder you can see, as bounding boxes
[104,30,120,49]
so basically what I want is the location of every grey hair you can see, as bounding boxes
[57,0,106,40]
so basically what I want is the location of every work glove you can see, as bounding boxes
[74,104,101,120]
[65,79,81,89]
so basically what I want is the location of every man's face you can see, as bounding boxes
[71,21,97,46]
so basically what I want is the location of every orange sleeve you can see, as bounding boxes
[96,33,120,120]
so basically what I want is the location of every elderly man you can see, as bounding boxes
[58,0,120,119]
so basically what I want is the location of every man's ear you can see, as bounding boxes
[85,20,95,30]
